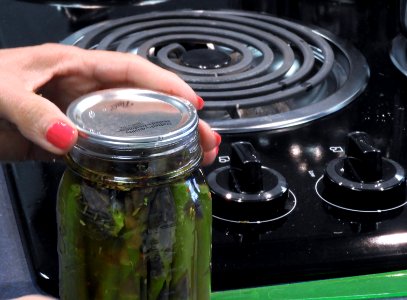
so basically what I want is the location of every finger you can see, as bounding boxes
[4,43,201,107]
[79,48,204,109]
[198,119,221,153]
[201,146,219,166]
[0,87,77,155]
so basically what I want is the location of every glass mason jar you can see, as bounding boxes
[57,89,212,300]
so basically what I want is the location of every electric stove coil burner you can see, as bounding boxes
[390,34,407,76]
[62,10,369,132]
[17,0,170,8]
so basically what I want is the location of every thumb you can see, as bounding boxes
[1,90,77,155]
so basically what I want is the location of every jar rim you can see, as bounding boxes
[66,88,198,151]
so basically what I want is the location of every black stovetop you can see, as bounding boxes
[3,0,407,298]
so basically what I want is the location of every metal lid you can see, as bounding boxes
[67,88,198,152]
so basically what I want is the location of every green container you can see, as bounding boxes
[57,88,212,300]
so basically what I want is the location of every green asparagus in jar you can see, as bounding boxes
[57,89,212,300]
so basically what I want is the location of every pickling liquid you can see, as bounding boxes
[57,170,211,300]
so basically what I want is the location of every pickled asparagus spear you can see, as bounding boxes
[95,262,121,300]
[97,188,150,300]
[169,181,196,300]
[195,183,212,300]
[120,189,150,300]
[57,172,87,300]
[59,173,210,300]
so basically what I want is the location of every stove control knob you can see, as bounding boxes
[323,131,406,211]
[207,141,289,222]
[229,141,263,193]
[344,131,382,182]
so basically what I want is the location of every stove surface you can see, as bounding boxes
[3,0,407,298]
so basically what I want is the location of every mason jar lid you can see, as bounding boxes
[66,88,198,152]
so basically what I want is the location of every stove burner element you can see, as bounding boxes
[180,48,231,69]
[62,10,369,132]
[16,0,170,9]
[390,34,407,76]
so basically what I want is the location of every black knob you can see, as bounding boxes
[344,132,382,182]
[207,141,290,223]
[323,131,406,211]
[229,141,263,193]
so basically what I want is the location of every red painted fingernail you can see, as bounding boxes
[196,95,205,110]
[46,121,76,150]
[214,131,222,145]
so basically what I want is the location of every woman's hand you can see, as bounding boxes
[0,43,220,164]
